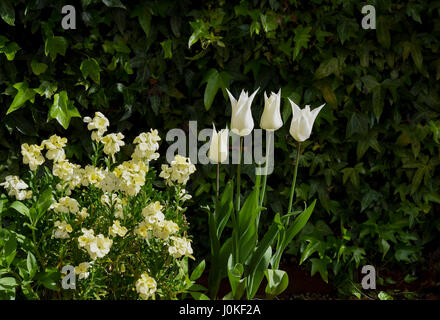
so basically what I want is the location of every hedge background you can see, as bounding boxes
[1,0,439,297]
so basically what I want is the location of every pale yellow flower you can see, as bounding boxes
[83,112,109,141]
[108,220,128,237]
[168,236,194,259]
[159,155,196,186]
[135,273,157,300]
[0,175,32,200]
[51,196,80,214]
[153,220,179,240]
[142,201,164,224]
[131,129,161,162]
[101,133,125,162]
[21,143,45,171]
[52,221,73,239]
[75,262,91,280]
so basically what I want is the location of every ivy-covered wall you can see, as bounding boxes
[1,0,439,295]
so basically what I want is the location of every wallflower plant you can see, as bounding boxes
[0,113,204,300]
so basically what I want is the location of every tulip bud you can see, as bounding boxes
[227,88,259,136]
[208,125,229,163]
[288,99,325,142]
[260,89,282,131]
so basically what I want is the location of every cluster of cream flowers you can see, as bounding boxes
[134,201,179,241]
[78,228,113,260]
[168,236,194,259]
[83,112,110,141]
[52,221,73,239]
[21,143,45,171]
[159,155,196,186]
[135,272,157,300]
[132,130,161,162]
[51,196,80,214]
[108,220,128,237]
[75,262,91,280]
[0,175,32,200]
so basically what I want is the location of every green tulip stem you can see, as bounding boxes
[233,136,243,263]
[216,163,220,200]
[287,142,301,221]
[259,130,271,208]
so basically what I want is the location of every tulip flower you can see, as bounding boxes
[227,88,259,136]
[208,125,229,164]
[288,99,325,142]
[260,89,282,131]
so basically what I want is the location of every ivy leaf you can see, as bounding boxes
[137,6,151,38]
[310,258,328,283]
[31,60,48,75]
[377,17,391,49]
[260,12,278,33]
[102,0,126,9]
[0,0,15,26]
[0,41,20,60]
[160,39,173,59]
[372,85,384,122]
[201,69,230,110]
[293,26,312,60]
[7,82,36,115]
[188,20,208,48]
[314,58,339,79]
[80,58,101,84]
[45,36,68,61]
[34,81,57,98]
[49,91,81,129]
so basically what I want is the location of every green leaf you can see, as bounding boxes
[7,82,36,115]
[35,188,54,222]
[49,91,81,129]
[34,81,57,99]
[246,246,271,299]
[31,61,48,76]
[315,58,339,79]
[45,36,68,61]
[188,20,207,48]
[0,0,15,26]
[272,200,316,267]
[0,277,18,297]
[137,6,151,37]
[260,12,278,33]
[9,201,30,218]
[293,26,312,60]
[26,252,38,279]
[102,0,126,9]
[80,58,101,84]
[190,260,205,281]
[372,85,384,122]
[1,41,20,60]
[189,292,210,300]
[377,17,391,49]
[215,181,234,238]
[202,69,230,110]
[161,39,173,59]
[410,43,423,72]
[310,258,328,283]
[265,269,289,297]
[378,291,393,300]
[227,255,246,299]
[36,267,60,291]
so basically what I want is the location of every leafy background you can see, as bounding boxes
[1,0,439,297]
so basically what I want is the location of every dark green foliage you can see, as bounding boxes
[1,0,439,296]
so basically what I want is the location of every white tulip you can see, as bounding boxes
[288,99,325,142]
[260,89,282,131]
[208,125,229,163]
[227,88,259,136]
